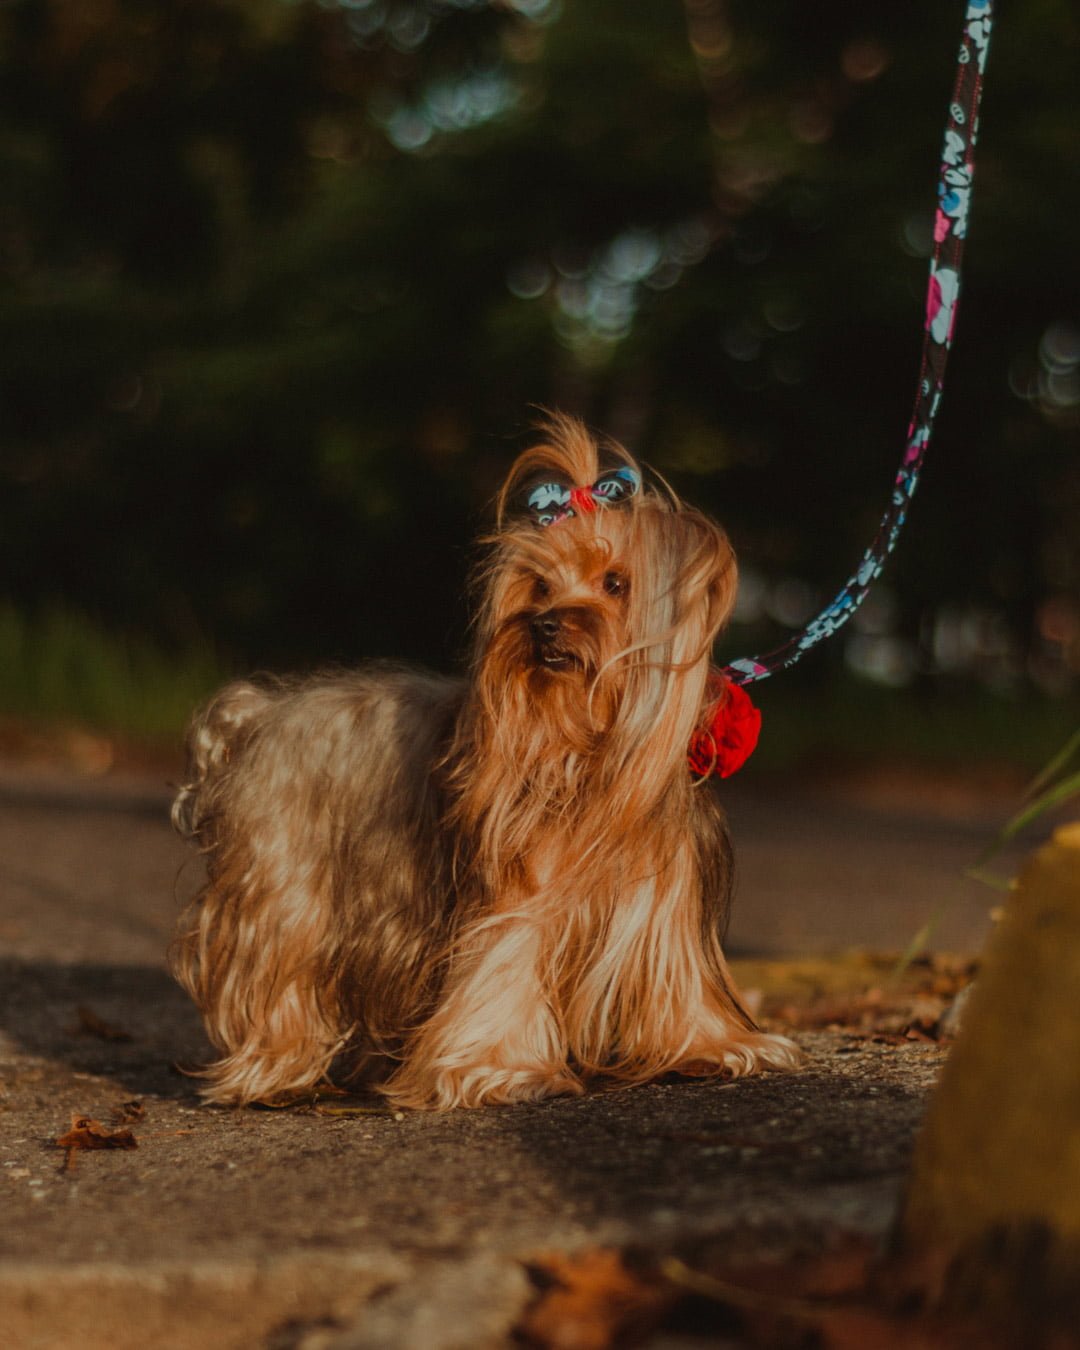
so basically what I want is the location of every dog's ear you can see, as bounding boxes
[704,519,738,638]
[670,509,738,643]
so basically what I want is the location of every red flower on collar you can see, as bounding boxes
[687,673,761,780]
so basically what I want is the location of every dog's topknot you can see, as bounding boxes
[496,412,649,529]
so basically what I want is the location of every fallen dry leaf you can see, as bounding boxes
[250,1083,355,1110]
[250,1086,393,1115]
[516,1248,675,1349]
[55,1114,138,1172]
[113,1099,146,1124]
[534,1239,1020,1350]
[731,953,979,1044]
[513,1232,1034,1350]
[312,1102,395,1117]
[71,1006,133,1042]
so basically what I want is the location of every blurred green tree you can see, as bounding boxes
[0,0,1076,692]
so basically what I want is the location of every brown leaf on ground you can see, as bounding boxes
[735,952,978,1044]
[658,1242,1011,1349]
[665,1236,873,1308]
[777,989,885,1031]
[55,1114,138,1172]
[516,1248,676,1349]
[516,1237,1021,1350]
[70,1006,133,1042]
[244,1085,394,1115]
[312,1102,396,1117]
[113,1099,146,1124]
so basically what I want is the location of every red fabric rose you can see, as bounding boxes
[687,674,761,779]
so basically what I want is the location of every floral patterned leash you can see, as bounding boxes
[722,0,994,690]
[532,3,995,780]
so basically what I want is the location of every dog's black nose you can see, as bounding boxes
[530,613,561,642]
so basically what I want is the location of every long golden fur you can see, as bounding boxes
[171,414,798,1108]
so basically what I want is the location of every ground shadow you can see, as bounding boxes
[0,955,210,1100]
[496,1058,926,1239]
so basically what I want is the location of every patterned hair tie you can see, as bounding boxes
[527,467,641,527]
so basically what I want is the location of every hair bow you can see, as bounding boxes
[527,467,641,527]
[687,673,761,779]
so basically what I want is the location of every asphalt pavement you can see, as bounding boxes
[0,758,1031,1348]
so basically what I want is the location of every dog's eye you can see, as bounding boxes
[603,571,628,598]
[533,576,551,599]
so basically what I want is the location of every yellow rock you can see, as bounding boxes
[899,821,1080,1298]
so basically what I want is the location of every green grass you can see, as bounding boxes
[0,602,1075,774]
[748,675,1080,776]
[0,604,227,744]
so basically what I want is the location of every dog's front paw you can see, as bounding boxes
[677,1031,801,1079]
[386,1062,585,1110]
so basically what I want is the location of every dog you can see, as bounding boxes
[170,414,798,1109]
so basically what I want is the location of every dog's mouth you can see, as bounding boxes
[536,648,581,673]
[523,608,595,677]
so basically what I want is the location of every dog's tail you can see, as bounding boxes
[171,680,276,841]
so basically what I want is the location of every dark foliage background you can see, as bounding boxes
[1,0,1076,720]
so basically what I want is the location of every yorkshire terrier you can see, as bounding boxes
[170,415,798,1109]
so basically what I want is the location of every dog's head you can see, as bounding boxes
[469,414,737,770]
